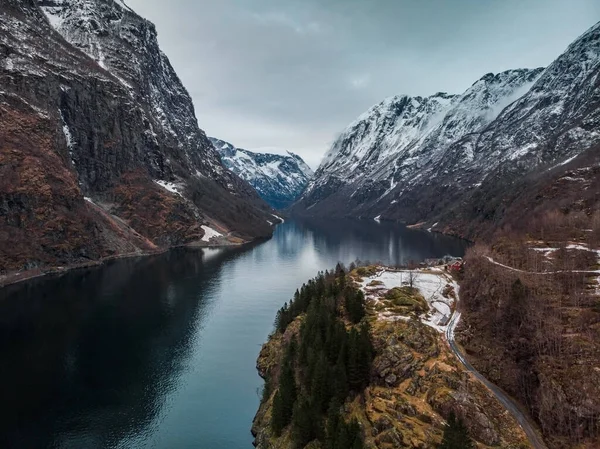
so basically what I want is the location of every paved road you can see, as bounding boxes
[445,310,549,449]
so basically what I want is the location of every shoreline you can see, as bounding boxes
[288,213,475,243]
[0,235,269,290]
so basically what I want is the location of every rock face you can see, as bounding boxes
[210,137,313,210]
[0,0,273,274]
[293,21,600,238]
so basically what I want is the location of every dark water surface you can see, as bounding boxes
[0,219,468,449]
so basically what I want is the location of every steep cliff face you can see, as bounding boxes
[39,0,228,185]
[294,22,600,238]
[211,137,313,209]
[0,0,273,275]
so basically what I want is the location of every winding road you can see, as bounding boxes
[445,308,548,449]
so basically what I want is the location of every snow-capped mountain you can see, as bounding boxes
[294,21,600,237]
[297,68,543,216]
[0,0,273,273]
[210,138,313,209]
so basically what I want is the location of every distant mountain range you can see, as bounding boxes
[292,21,600,239]
[210,138,313,210]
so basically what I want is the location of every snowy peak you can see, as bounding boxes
[210,138,313,210]
[474,21,600,165]
[311,67,544,194]
[319,92,457,178]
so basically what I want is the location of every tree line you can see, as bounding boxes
[269,264,372,448]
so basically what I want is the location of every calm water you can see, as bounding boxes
[0,219,468,449]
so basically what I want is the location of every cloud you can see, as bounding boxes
[126,0,600,170]
[250,11,321,35]
[349,74,371,89]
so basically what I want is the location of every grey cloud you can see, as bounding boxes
[126,0,600,169]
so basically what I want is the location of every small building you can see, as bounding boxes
[449,261,463,272]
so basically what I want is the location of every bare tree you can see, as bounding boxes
[407,269,419,289]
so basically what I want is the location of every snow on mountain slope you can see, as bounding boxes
[210,138,313,209]
[294,21,600,239]
[471,21,600,167]
[317,92,457,185]
[40,0,227,184]
[299,68,544,212]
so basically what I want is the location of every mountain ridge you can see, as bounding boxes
[210,137,313,210]
[293,20,600,238]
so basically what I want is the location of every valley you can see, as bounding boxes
[0,1,599,448]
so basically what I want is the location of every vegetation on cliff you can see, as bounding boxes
[266,265,372,448]
[457,213,600,449]
[253,264,532,449]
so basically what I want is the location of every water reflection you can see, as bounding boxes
[0,219,467,448]
[277,218,467,266]
[0,247,252,448]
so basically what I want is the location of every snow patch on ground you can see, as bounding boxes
[42,6,66,29]
[427,222,439,232]
[153,180,184,197]
[549,154,578,170]
[201,225,222,242]
[272,214,284,223]
[359,267,458,332]
[374,215,381,222]
[567,243,589,251]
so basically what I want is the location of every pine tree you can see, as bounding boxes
[325,399,341,449]
[347,328,362,391]
[272,349,297,433]
[357,322,373,386]
[310,353,331,412]
[332,357,348,403]
[334,421,351,449]
[292,397,318,448]
[345,289,366,323]
[347,419,364,449]
[439,412,475,449]
[271,391,285,435]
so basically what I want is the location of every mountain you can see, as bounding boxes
[294,21,600,238]
[0,0,274,276]
[294,68,544,224]
[210,138,313,210]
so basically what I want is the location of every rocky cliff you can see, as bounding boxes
[252,267,532,449]
[0,0,274,276]
[211,137,313,209]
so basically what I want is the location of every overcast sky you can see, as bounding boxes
[127,0,599,169]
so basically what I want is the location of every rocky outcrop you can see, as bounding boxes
[365,319,528,448]
[0,0,274,274]
[211,137,313,210]
[252,308,532,449]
